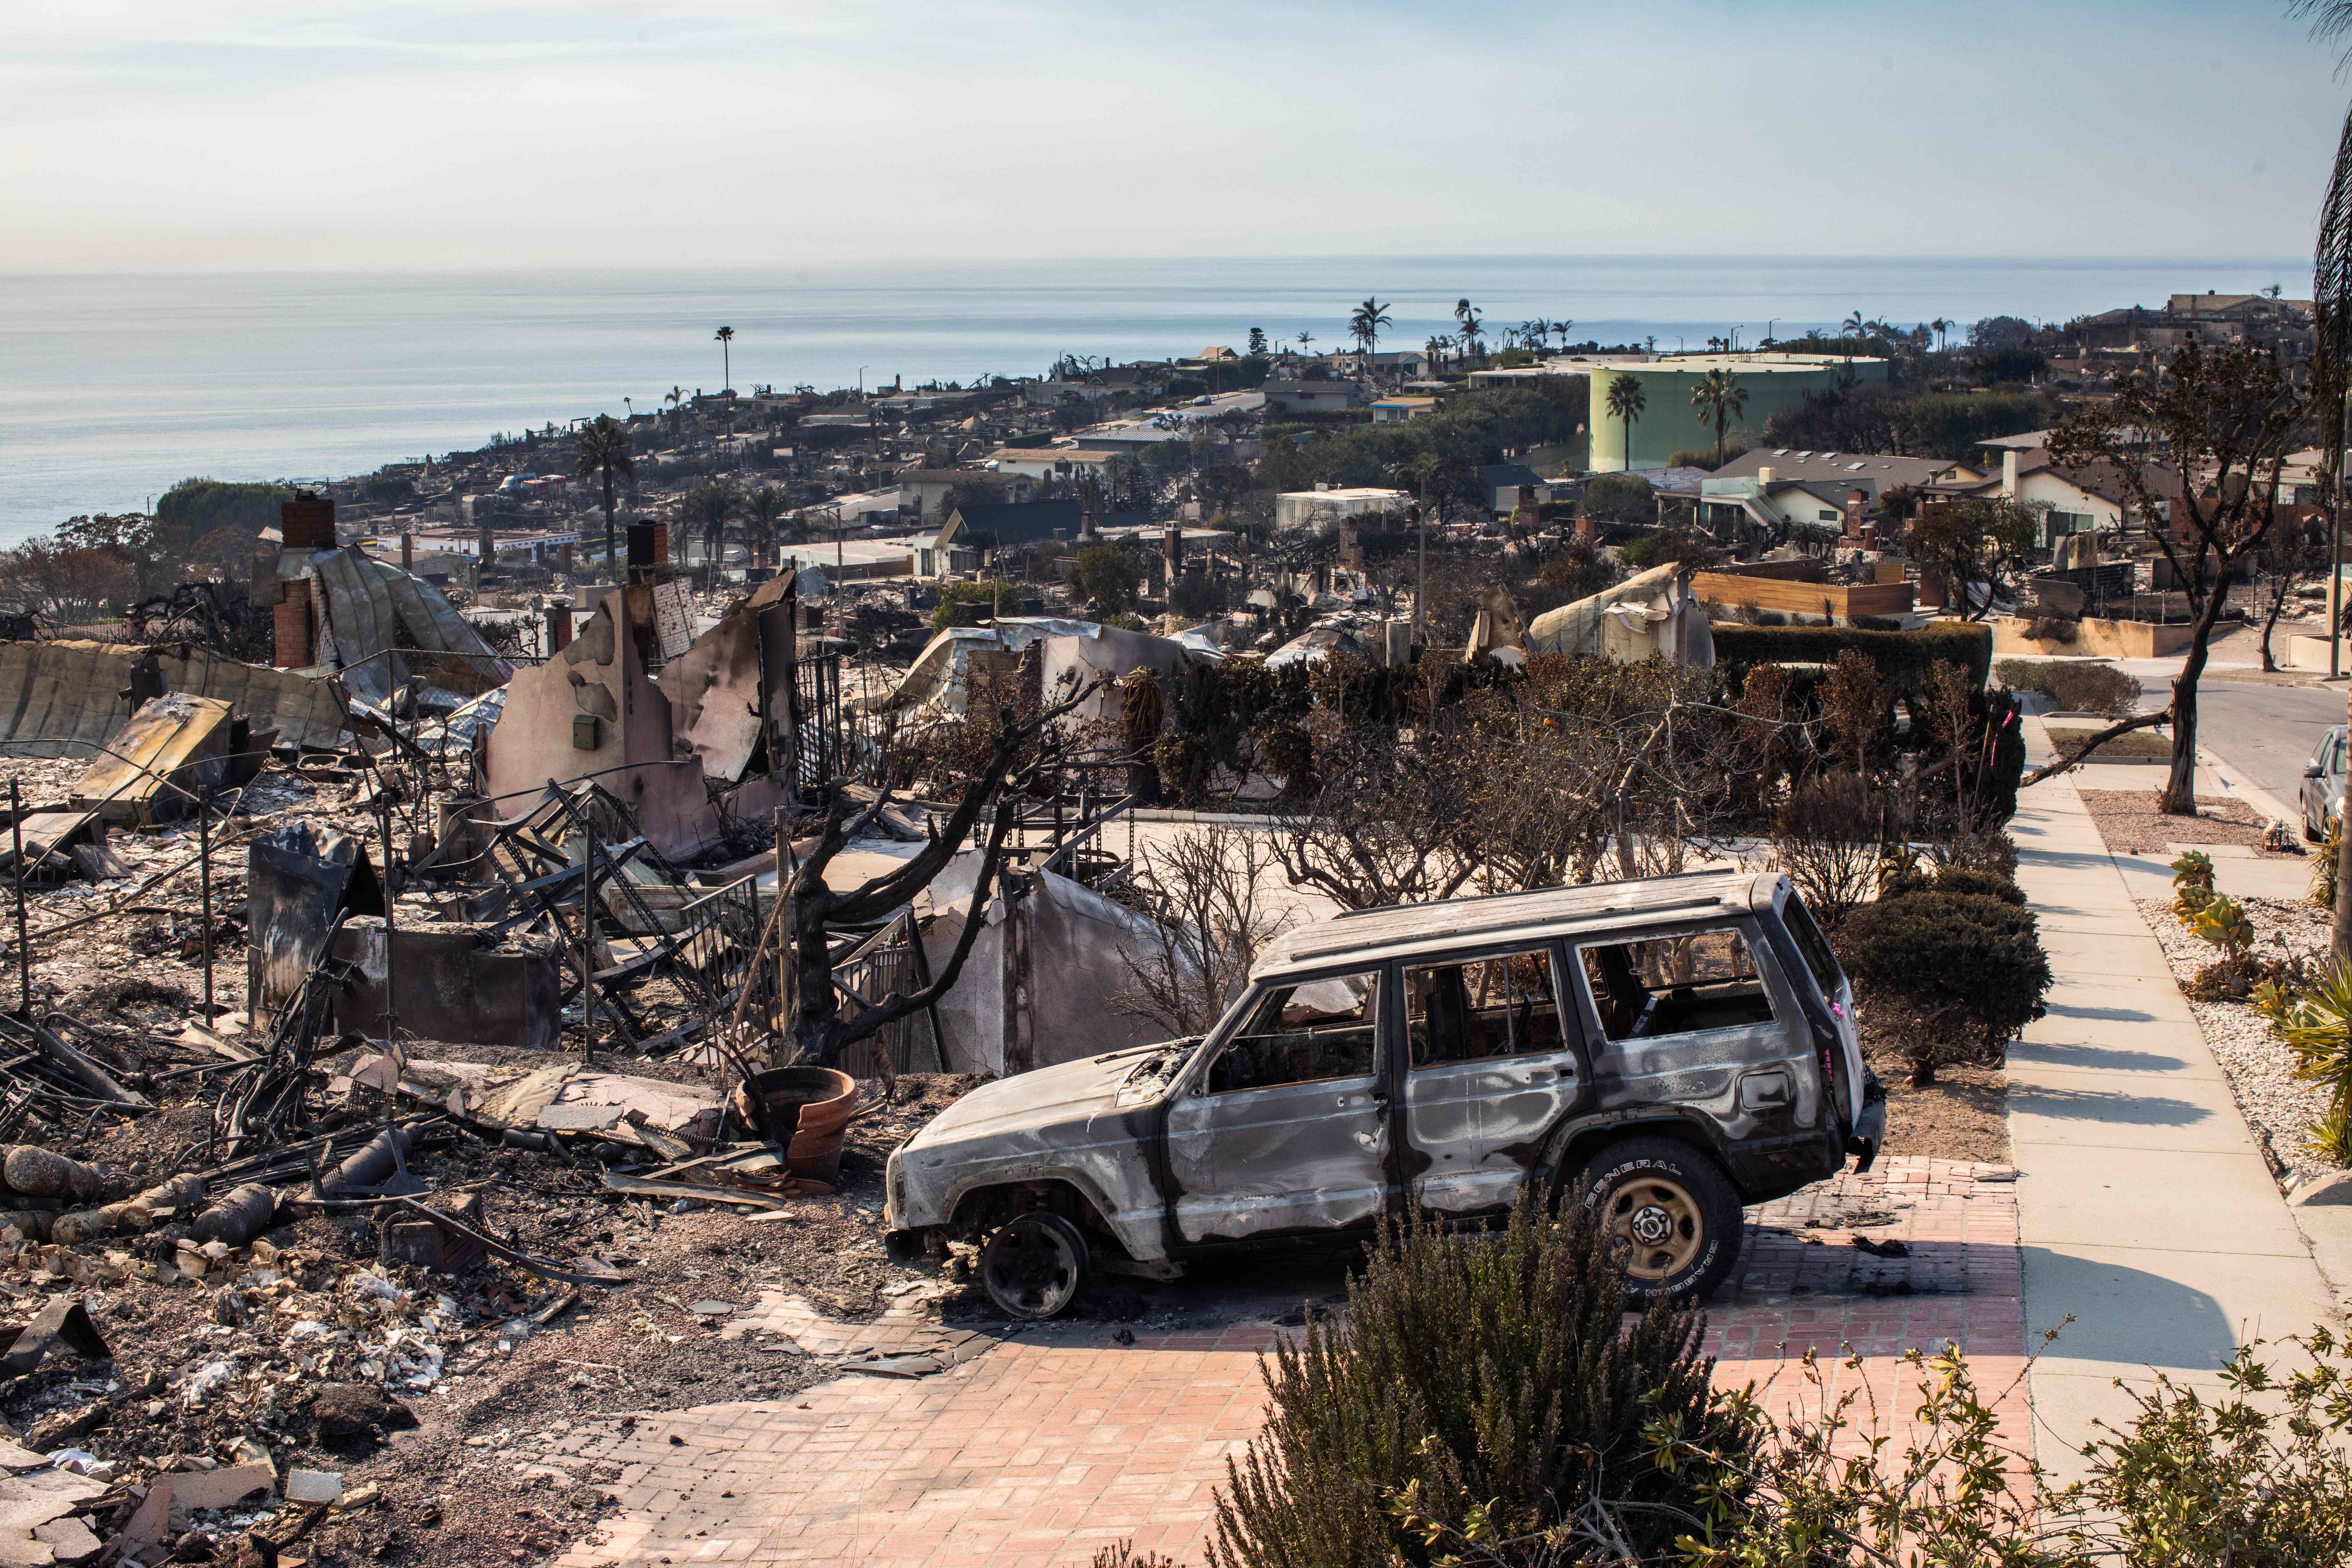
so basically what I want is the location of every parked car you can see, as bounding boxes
[885,870,1884,1318]
[2305,725,2347,843]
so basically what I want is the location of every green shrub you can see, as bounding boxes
[1617,527,1721,572]
[1882,866,2025,906]
[2313,818,2342,911]
[2277,957,2352,1165]
[1690,1330,2352,1563]
[2170,848,2217,916]
[1066,543,1146,610]
[1717,622,1993,695]
[1836,890,2051,1083]
[1993,657,2141,717]
[1206,1202,1744,1568]
[2191,893,2253,959]
[931,580,1022,629]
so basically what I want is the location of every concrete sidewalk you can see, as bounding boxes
[2008,729,2335,1481]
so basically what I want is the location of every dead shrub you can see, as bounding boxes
[1771,772,1885,930]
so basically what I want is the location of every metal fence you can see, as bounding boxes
[793,653,842,794]
[671,875,775,1025]
[830,908,943,1079]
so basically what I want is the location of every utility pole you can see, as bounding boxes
[2334,385,2348,680]
[1413,502,1427,640]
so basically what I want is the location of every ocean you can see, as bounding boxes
[0,254,2309,545]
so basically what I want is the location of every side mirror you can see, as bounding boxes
[2308,762,2325,779]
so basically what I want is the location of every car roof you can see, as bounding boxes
[1252,870,1787,981]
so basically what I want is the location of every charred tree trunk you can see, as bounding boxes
[2162,567,2232,816]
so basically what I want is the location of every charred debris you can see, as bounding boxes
[0,498,1182,1566]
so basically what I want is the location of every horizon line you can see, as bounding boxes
[0,251,2315,281]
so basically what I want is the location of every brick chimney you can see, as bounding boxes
[280,496,335,551]
[1163,523,1183,586]
[274,579,314,668]
[1845,488,1866,535]
[400,531,413,571]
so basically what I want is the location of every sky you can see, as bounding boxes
[4,0,2348,271]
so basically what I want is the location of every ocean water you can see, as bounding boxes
[0,254,2308,545]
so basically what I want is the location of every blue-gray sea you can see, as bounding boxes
[0,254,2309,544]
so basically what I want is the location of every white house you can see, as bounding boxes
[1275,485,1410,531]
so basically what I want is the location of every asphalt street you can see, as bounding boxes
[2183,678,2347,807]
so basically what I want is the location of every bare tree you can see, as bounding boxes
[1113,826,1296,1038]
[1771,772,1886,931]
[1279,724,1479,910]
[778,681,1094,1071]
[2049,340,2306,814]
[2253,508,2330,673]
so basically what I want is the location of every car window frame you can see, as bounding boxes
[1185,964,1392,1097]
[1566,918,1799,1048]
[1399,941,1575,1072]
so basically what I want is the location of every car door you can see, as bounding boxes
[2312,729,2348,838]
[1570,922,1820,1136]
[1400,945,1583,1214]
[1162,968,1393,1246]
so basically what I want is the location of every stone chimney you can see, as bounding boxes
[1845,489,1865,535]
[1163,523,1183,586]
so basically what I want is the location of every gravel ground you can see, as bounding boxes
[2140,896,2338,1183]
[2080,790,2291,857]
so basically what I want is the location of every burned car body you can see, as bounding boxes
[885,869,1883,1316]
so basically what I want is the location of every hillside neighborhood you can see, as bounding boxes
[0,275,2347,1568]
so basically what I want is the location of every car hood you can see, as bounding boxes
[908,1045,1175,1148]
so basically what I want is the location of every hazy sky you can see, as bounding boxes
[7,0,2345,271]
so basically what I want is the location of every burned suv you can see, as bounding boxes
[884,870,1882,1318]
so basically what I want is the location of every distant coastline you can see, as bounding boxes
[1,254,2305,543]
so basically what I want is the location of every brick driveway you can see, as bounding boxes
[547,1157,2024,1568]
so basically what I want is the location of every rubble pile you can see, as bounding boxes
[0,485,1225,1562]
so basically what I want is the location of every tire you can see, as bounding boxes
[979,1210,1088,1320]
[1575,1136,1744,1303]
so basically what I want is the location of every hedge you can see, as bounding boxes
[1712,622,1992,694]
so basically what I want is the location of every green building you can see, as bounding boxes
[1587,353,1890,471]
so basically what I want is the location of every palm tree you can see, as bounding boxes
[1296,330,1315,353]
[1689,368,1749,469]
[1348,297,1393,359]
[1604,374,1647,470]
[573,414,634,564]
[664,385,685,432]
[1425,334,1450,374]
[741,485,790,568]
[715,326,735,392]
[1454,299,1483,366]
[1929,317,1951,353]
[1842,311,1866,338]
[682,479,736,569]
[1554,319,1575,351]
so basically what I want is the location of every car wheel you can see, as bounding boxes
[979,1211,1088,1320]
[1575,1137,1744,1303]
